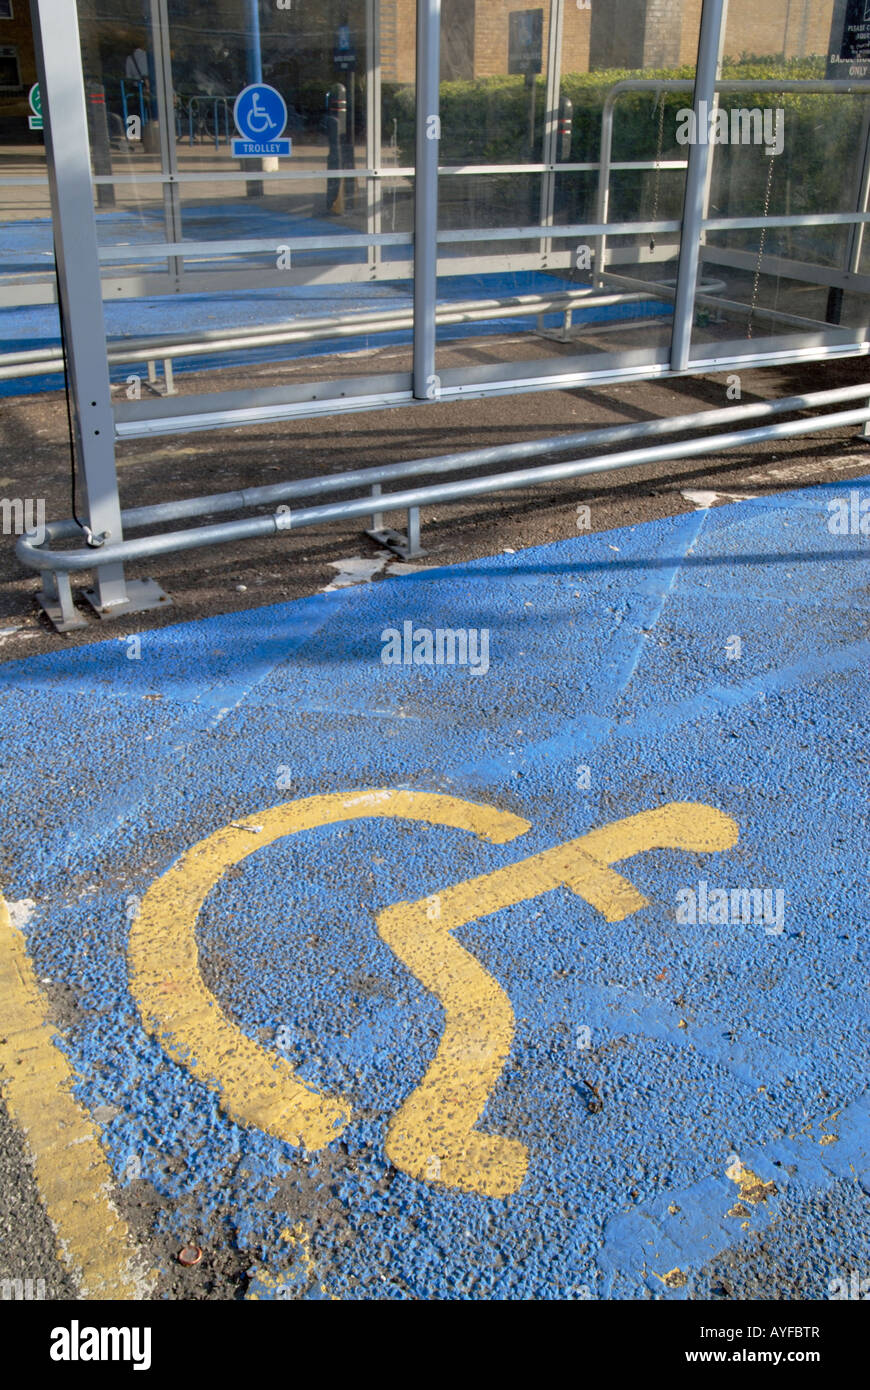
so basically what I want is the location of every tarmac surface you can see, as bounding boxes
[0,478,866,1299]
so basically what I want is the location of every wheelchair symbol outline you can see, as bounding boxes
[247,91,277,134]
[128,789,738,1198]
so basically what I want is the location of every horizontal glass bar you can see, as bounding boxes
[437,221,681,243]
[94,219,690,265]
[703,212,870,230]
[438,161,686,175]
[0,160,691,191]
[93,167,415,184]
[97,232,413,262]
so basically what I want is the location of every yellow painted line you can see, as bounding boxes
[130,791,737,1200]
[0,893,153,1299]
[380,801,738,1196]
[129,789,529,1152]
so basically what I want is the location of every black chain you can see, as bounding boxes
[649,91,666,253]
[747,152,776,340]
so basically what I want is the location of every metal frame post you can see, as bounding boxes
[846,114,870,282]
[695,0,729,306]
[670,0,728,370]
[847,117,870,436]
[413,0,440,399]
[29,0,126,621]
[850,114,870,439]
[700,0,728,224]
[148,0,183,291]
[366,0,383,277]
[246,0,263,85]
[406,505,423,557]
[370,483,384,531]
[539,0,565,264]
[831,97,870,350]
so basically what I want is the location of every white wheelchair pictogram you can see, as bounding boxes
[246,91,278,135]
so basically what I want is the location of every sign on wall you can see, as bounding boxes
[333,22,357,71]
[827,0,870,79]
[28,82,43,131]
[508,9,543,76]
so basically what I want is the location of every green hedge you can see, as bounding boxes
[384,57,832,159]
[381,56,860,246]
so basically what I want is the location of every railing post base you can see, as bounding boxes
[36,569,88,632]
[365,505,427,561]
[81,576,172,620]
[370,482,384,532]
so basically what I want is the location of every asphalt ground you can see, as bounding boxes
[4,354,870,660]
[0,441,866,1300]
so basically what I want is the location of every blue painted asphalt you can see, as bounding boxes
[0,480,867,1298]
[0,205,668,395]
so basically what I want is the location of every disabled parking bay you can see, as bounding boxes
[0,478,867,1301]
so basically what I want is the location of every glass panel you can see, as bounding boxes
[435,0,702,382]
[8,2,870,412]
[690,0,870,361]
[60,0,415,403]
[0,0,51,395]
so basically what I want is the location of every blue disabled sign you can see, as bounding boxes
[232,83,291,157]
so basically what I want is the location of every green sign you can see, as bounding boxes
[28,82,43,130]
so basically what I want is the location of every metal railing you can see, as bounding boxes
[18,383,870,615]
[185,95,232,150]
[0,285,686,382]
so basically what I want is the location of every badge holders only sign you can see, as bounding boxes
[232,83,291,157]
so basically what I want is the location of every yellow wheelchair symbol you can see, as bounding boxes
[128,790,737,1198]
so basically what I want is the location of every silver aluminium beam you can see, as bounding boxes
[413,0,440,399]
[28,0,129,625]
[671,0,727,370]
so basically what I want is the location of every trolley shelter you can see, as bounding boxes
[3,0,870,629]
